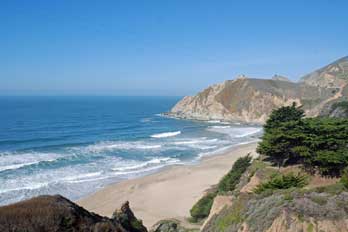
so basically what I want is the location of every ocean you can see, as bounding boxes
[0,96,262,205]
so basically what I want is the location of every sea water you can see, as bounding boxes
[0,96,262,205]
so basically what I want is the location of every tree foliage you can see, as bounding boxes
[263,102,304,132]
[257,104,348,177]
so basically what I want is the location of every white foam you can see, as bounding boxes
[85,141,162,152]
[0,182,49,194]
[207,120,222,123]
[0,162,39,172]
[0,152,62,172]
[206,120,230,124]
[151,131,181,138]
[209,125,231,129]
[234,128,262,138]
[61,172,102,182]
[207,126,262,138]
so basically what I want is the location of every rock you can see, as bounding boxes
[112,201,148,232]
[151,219,196,232]
[0,195,146,232]
[271,75,291,82]
[201,195,233,230]
[300,56,348,88]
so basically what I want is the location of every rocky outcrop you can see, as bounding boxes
[113,201,148,232]
[0,195,147,232]
[168,56,348,124]
[201,195,233,230]
[271,74,291,82]
[300,56,348,88]
[151,219,198,232]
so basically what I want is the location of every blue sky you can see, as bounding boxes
[1,0,347,96]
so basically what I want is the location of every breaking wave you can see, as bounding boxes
[150,131,181,138]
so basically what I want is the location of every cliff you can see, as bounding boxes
[169,56,348,123]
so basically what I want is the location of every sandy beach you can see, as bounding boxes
[78,142,258,228]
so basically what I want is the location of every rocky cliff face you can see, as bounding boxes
[300,56,348,88]
[0,195,147,232]
[169,56,348,124]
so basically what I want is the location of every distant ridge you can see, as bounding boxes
[168,56,348,124]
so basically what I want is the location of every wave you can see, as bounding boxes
[0,162,40,172]
[112,157,178,172]
[207,126,262,138]
[111,157,180,175]
[84,141,162,153]
[0,182,49,194]
[234,128,262,138]
[150,131,181,138]
[208,125,231,129]
[61,172,103,184]
[0,152,62,172]
[206,120,230,124]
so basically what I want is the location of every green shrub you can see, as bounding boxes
[331,101,348,114]
[340,167,348,189]
[189,155,252,221]
[190,192,217,221]
[218,154,252,193]
[254,172,308,194]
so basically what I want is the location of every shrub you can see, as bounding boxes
[254,172,308,194]
[331,101,348,114]
[190,192,217,221]
[218,154,252,193]
[189,154,252,221]
[340,167,348,189]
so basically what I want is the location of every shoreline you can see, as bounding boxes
[77,142,258,228]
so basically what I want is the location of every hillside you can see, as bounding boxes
[201,160,348,232]
[0,195,147,232]
[168,56,348,124]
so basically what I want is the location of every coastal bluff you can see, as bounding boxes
[168,56,348,124]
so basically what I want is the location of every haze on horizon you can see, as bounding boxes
[1,0,347,96]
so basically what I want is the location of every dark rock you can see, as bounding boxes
[152,220,197,232]
[112,201,148,232]
[0,195,146,232]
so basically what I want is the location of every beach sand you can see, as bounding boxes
[77,142,258,228]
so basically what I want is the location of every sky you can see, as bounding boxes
[1,0,348,96]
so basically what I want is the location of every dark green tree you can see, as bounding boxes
[257,103,305,167]
[264,102,304,132]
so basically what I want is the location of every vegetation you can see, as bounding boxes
[331,101,348,114]
[218,154,252,193]
[263,102,304,131]
[257,103,305,167]
[189,155,252,221]
[189,192,217,222]
[253,172,308,194]
[340,167,348,189]
[257,104,348,177]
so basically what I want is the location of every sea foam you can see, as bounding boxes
[150,131,181,138]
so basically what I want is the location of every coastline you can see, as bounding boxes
[77,142,258,228]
